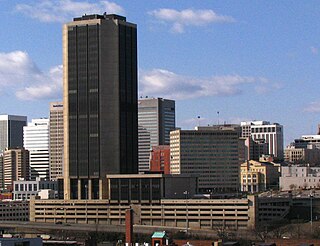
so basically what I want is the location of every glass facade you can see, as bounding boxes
[66,14,138,199]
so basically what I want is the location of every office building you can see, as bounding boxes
[3,148,29,190]
[49,102,64,180]
[293,135,320,149]
[280,165,320,190]
[0,200,29,222]
[150,145,171,174]
[24,118,50,180]
[13,178,58,200]
[170,125,245,193]
[244,137,269,161]
[241,121,284,160]
[138,98,175,172]
[240,160,279,193]
[106,174,197,201]
[0,115,27,153]
[138,125,151,172]
[63,14,138,200]
[0,154,3,190]
[284,146,320,164]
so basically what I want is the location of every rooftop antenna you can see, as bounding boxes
[217,111,220,125]
[197,116,200,126]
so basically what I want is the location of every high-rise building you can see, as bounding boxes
[138,125,151,172]
[293,135,320,149]
[0,115,27,153]
[138,98,175,172]
[241,121,284,160]
[23,119,50,180]
[0,154,3,190]
[3,148,29,190]
[170,125,245,193]
[63,14,138,200]
[49,102,64,180]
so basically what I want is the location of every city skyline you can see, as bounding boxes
[0,1,319,145]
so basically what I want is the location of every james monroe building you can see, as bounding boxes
[63,13,138,200]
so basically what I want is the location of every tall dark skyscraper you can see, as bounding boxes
[0,115,27,154]
[63,14,138,200]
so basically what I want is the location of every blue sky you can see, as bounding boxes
[0,0,319,145]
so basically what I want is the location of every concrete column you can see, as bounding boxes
[88,179,92,199]
[78,179,81,200]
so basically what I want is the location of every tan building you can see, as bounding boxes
[284,147,320,164]
[170,125,245,193]
[3,148,29,190]
[29,195,291,230]
[240,159,279,192]
[49,102,64,180]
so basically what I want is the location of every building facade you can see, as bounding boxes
[30,195,291,230]
[280,165,320,190]
[49,102,64,180]
[241,121,284,160]
[0,115,27,153]
[150,145,171,174]
[138,125,151,172]
[170,125,245,193]
[294,135,320,149]
[3,148,29,190]
[244,137,269,161]
[240,160,279,192]
[63,14,138,200]
[0,200,29,221]
[138,98,175,172]
[13,178,58,200]
[284,146,320,164]
[23,118,50,180]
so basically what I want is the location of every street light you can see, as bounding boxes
[183,191,189,233]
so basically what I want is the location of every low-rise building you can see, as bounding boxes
[0,200,29,221]
[13,179,58,200]
[284,146,320,164]
[241,159,279,192]
[150,145,170,174]
[106,174,197,201]
[280,165,320,190]
[29,195,291,230]
[0,238,42,246]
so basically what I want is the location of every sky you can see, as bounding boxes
[0,0,319,145]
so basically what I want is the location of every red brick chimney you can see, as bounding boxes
[125,209,133,245]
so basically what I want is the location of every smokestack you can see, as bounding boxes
[125,209,133,245]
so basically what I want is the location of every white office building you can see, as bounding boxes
[138,98,175,172]
[241,121,284,160]
[23,119,50,180]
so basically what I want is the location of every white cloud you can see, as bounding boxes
[304,101,320,113]
[0,51,62,100]
[16,0,125,23]
[255,81,283,94]
[149,8,235,33]
[139,68,269,100]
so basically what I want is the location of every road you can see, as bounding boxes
[0,221,219,237]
